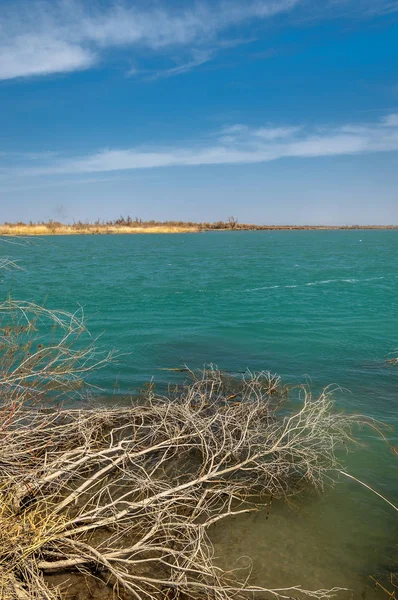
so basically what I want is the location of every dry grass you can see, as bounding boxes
[1,222,398,236]
[0,225,200,236]
[0,299,114,406]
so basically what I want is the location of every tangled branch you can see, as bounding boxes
[0,369,364,600]
[0,299,114,411]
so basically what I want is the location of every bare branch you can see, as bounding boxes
[0,369,363,600]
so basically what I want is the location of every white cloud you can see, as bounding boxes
[14,113,398,176]
[254,126,301,140]
[0,0,298,80]
[1,0,396,81]
[0,36,95,80]
[221,125,250,134]
[218,124,301,145]
[77,1,297,48]
[382,113,398,127]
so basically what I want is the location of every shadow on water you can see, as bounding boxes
[211,484,398,600]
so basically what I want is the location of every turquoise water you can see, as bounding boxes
[2,231,398,596]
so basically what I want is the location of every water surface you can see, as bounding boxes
[3,230,398,596]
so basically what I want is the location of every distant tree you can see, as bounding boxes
[228,216,238,229]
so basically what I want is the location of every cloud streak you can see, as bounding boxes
[143,50,214,80]
[0,0,298,81]
[11,113,398,176]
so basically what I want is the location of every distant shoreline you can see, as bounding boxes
[1,222,398,236]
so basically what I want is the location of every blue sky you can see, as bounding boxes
[1,0,398,225]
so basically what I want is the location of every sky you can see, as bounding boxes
[1,0,398,225]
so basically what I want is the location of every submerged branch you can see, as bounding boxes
[0,368,364,600]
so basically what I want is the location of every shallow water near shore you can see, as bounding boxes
[3,230,398,597]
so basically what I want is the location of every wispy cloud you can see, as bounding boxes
[127,37,257,80]
[2,0,396,81]
[141,49,214,80]
[0,0,298,81]
[220,124,301,143]
[293,0,398,20]
[11,113,398,176]
[0,36,95,80]
[382,113,398,126]
[362,0,398,15]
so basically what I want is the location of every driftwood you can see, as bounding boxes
[0,368,362,600]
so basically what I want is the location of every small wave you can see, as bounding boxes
[340,276,386,284]
[305,279,334,286]
[246,285,281,291]
[246,275,387,292]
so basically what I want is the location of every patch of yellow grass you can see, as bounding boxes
[0,492,65,599]
[0,225,200,236]
[0,494,62,566]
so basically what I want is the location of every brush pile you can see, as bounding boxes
[0,361,360,600]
